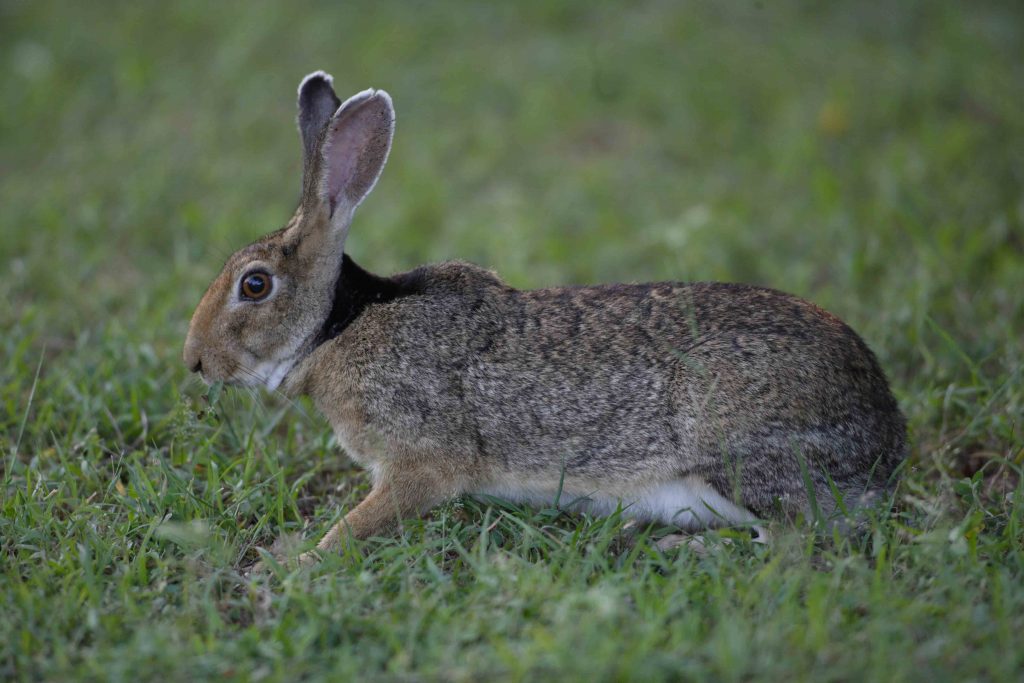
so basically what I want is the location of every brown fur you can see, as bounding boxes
[184,72,906,560]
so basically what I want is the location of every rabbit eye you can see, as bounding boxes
[240,272,272,301]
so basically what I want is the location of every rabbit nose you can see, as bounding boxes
[183,338,204,374]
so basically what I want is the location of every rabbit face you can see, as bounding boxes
[183,72,395,390]
[182,209,338,389]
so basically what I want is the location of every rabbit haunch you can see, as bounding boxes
[183,71,906,563]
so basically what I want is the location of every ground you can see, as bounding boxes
[2,1,1023,680]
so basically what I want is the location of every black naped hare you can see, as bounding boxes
[183,71,906,562]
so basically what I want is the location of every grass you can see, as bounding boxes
[2,0,1023,680]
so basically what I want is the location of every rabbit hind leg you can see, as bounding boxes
[634,477,769,549]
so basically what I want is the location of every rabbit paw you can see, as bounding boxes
[655,526,769,554]
[297,549,324,567]
[655,533,716,555]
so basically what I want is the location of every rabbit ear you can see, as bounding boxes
[297,71,342,187]
[314,88,395,219]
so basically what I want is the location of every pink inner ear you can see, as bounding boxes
[323,122,362,214]
[320,94,393,216]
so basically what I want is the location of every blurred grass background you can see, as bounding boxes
[2,1,1023,680]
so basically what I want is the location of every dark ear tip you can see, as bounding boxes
[298,70,335,97]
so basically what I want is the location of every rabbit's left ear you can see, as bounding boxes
[315,88,395,219]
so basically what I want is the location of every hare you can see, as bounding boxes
[183,71,906,561]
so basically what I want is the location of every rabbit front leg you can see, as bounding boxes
[299,460,461,565]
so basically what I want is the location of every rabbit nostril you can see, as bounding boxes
[191,360,203,374]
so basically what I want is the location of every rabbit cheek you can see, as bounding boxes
[187,292,287,388]
[227,310,307,390]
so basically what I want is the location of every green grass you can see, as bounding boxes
[3,1,1023,680]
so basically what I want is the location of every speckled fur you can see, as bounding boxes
[287,263,905,521]
[184,72,906,558]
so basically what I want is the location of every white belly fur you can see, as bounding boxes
[472,476,757,532]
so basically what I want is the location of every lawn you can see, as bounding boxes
[2,1,1023,680]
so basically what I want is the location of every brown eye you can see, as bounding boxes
[240,272,271,300]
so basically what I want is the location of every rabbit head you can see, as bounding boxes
[182,72,395,389]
